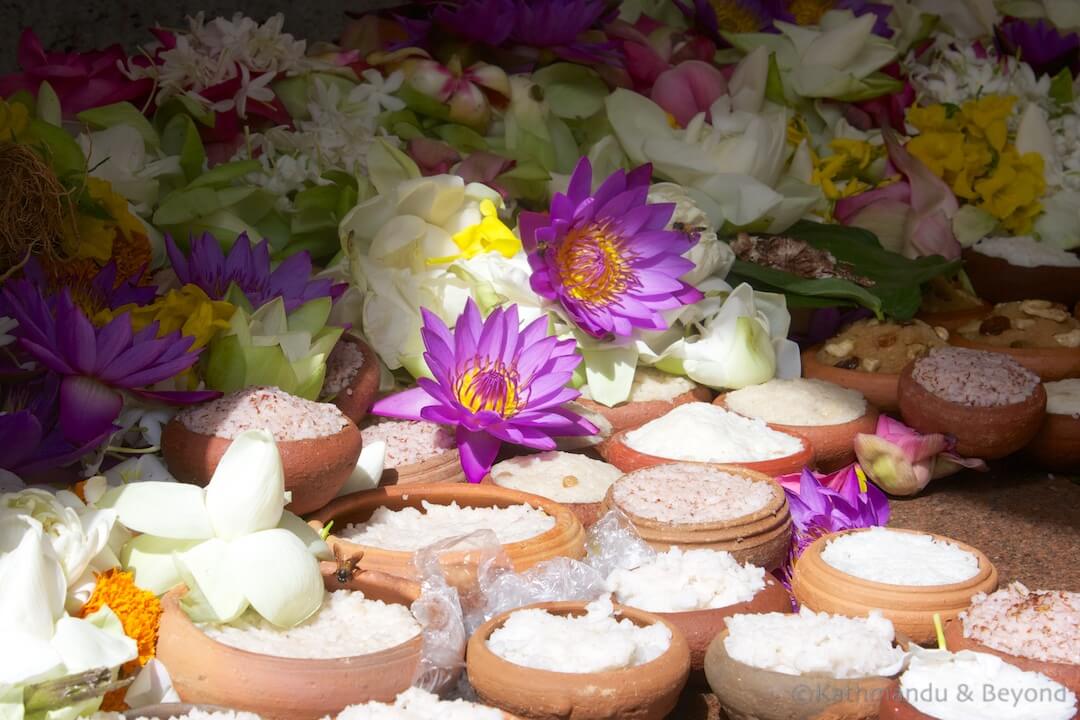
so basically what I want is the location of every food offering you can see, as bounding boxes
[486,451,623,527]
[1027,379,1080,472]
[952,300,1080,380]
[360,418,465,485]
[963,236,1080,307]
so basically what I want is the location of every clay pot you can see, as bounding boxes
[1026,411,1080,473]
[480,475,605,529]
[963,247,1080,308]
[801,346,902,413]
[943,619,1080,697]
[310,483,586,582]
[161,419,363,515]
[878,678,1080,720]
[950,335,1080,381]
[327,335,382,424]
[125,705,235,719]
[705,628,900,720]
[601,466,793,570]
[897,362,1047,459]
[576,385,714,434]
[791,528,999,645]
[467,600,691,720]
[600,426,813,477]
[156,578,433,720]
[380,449,466,486]
[916,305,993,333]
[714,393,879,472]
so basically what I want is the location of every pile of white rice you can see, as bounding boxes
[582,367,696,403]
[331,688,502,719]
[605,547,766,613]
[489,451,622,504]
[199,591,420,658]
[342,501,555,551]
[960,582,1080,665]
[486,595,671,673]
[624,403,803,463]
[1045,379,1080,418]
[723,608,905,679]
[723,379,866,426]
[973,236,1080,268]
[820,528,981,586]
[899,650,1077,720]
[611,464,776,524]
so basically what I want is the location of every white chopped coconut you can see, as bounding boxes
[624,403,803,463]
[199,590,420,659]
[723,379,866,426]
[361,420,455,468]
[899,650,1077,720]
[177,386,349,441]
[960,582,1080,666]
[724,608,905,679]
[332,688,502,720]
[606,547,766,613]
[972,237,1080,268]
[486,595,671,673]
[1045,379,1080,418]
[582,367,696,403]
[342,500,554,551]
[490,451,621,503]
[612,464,776,524]
[820,528,980,586]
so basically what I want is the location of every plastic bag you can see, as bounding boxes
[582,508,656,579]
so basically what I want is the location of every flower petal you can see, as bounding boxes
[204,430,286,540]
[120,534,201,596]
[456,428,502,483]
[228,529,324,628]
[59,375,123,445]
[174,539,249,624]
[99,482,214,540]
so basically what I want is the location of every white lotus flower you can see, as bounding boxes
[78,125,182,214]
[913,0,998,38]
[645,182,735,285]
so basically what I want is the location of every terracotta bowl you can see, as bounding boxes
[309,483,586,582]
[1026,411,1080,473]
[125,705,235,719]
[950,335,1080,381]
[576,384,714,434]
[156,578,432,720]
[380,448,466,486]
[897,362,1047,459]
[916,304,993,333]
[791,528,999,645]
[467,600,691,720]
[704,628,901,720]
[714,394,879,473]
[801,346,901,413]
[326,335,382,424]
[943,619,1080,697]
[963,247,1080,307]
[601,465,793,570]
[480,475,606,529]
[161,419,363,515]
[600,426,813,477]
[879,678,1079,719]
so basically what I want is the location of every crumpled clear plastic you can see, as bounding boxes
[583,508,656,579]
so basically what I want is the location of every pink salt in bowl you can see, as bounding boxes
[321,334,382,424]
[360,419,465,485]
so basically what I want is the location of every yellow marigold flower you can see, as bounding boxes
[974,149,1046,234]
[907,104,962,134]
[118,284,235,349]
[428,199,521,265]
[829,138,878,172]
[961,95,1014,152]
[906,132,967,180]
[78,568,162,672]
[61,177,146,263]
[0,98,30,141]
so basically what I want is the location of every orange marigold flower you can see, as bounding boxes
[78,568,162,673]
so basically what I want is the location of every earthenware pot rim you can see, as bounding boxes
[470,599,690,680]
[606,464,789,532]
[646,574,788,621]
[166,416,357,447]
[942,618,1079,673]
[966,246,1080,272]
[714,392,878,430]
[360,418,462,477]
[900,361,1048,413]
[162,584,424,668]
[577,384,710,412]
[950,334,1080,359]
[799,528,996,593]
[606,427,813,476]
[801,345,903,382]
[483,474,610,508]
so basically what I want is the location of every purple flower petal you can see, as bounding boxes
[59,375,122,445]
[372,386,437,421]
[456,427,502,483]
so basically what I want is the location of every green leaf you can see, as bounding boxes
[398,83,451,121]
[26,119,86,177]
[186,160,263,189]
[288,298,333,336]
[1050,68,1074,107]
[434,124,489,153]
[35,81,62,126]
[78,102,159,148]
[294,185,342,213]
[367,138,421,195]
[153,186,258,225]
[531,64,609,120]
[161,114,206,182]
[832,72,905,103]
[765,52,786,106]
[729,261,884,316]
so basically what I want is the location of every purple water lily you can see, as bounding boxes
[518,158,701,339]
[166,233,344,313]
[371,299,597,482]
[996,17,1080,78]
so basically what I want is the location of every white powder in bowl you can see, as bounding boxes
[177,386,350,441]
[606,547,766,613]
[486,594,671,673]
[1045,379,1080,417]
[612,464,776,524]
[899,650,1077,720]
[582,367,696,403]
[820,528,981,586]
[973,236,1080,268]
[723,379,866,426]
[960,582,1080,665]
[322,340,366,396]
[199,590,420,658]
[724,608,905,679]
[361,419,455,467]
[342,500,555,551]
[490,451,621,504]
[332,688,503,719]
[624,403,803,463]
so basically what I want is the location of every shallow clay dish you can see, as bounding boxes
[161,418,363,515]
[943,619,1080,697]
[705,628,900,720]
[897,361,1046,459]
[380,449,465,486]
[326,335,382,424]
[714,393,878,472]
[801,345,901,413]
[916,304,992,333]
[467,600,691,720]
[156,578,433,720]
[576,384,713,435]
[601,465,793,570]
[480,475,605,529]
[1026,410,1080,473]
[949,335,1080,381]
[310,483,586,582]
[963,247,1080,307]
[791,528,998,645]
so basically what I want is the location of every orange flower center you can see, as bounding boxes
[555,221,634,308]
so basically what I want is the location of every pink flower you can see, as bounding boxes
[650,60,728,127]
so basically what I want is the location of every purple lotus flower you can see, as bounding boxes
[166,233,343,312]
[518,158,702,339]
[24,259,155,319]
[997,17,1080,78]
[1,279,216,446]
[371,299,597,482]
[433,0,517,46]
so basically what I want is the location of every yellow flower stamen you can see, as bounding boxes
[61,177,146,264]
[787,0,835,26]
[556,220,633,307]
[78,568,162,672]
[428,199,521,265]
[454,359,523,417]
[708,0,765,33]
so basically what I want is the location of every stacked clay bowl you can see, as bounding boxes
[360,419,466,486]
[801,345,902,413]
[1027,380,1080,472]
[323,334,382,424]
[467,600,691,720]
[792,529,999,645]
[950,334,1080,382]
[962,246,1080,307]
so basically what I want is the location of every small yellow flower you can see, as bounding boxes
[0,98,30,141]
[428,199,521,264]
[78,568,162,672]
[974,149,1045,234]
[907,104,962,134]
[961,95,1014,152]
[906,132,967,179]
[118,284,236,348]
[61,177,147,263]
